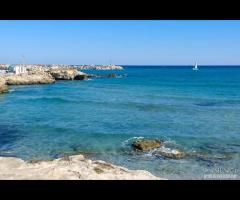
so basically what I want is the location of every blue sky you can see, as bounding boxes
[0,20,240,65]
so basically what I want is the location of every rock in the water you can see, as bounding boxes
[154,147,186,159]
[132,139,162,151]
[107,74,117,78]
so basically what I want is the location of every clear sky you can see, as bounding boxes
[0,20,240,65]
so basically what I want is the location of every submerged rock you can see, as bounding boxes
[132,139,163,151]
[189,151,233,162]
[86,73,122,79]
[154,147,186,159]
[107,74,117,78]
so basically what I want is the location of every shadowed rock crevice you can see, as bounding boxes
[49,68,81,80]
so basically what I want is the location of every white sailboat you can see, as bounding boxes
[193,62,198,70]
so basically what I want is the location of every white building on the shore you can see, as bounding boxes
[8,65,27,75]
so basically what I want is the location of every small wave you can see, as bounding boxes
[194,100,240,107]
[121,136,144,147]
[9,89,15,92]
[120,102,177,112]
[134,146,185,159]
[30,97,78,104]
[157,146,180,154]
[162,138,177,145]
[194,102,218,107]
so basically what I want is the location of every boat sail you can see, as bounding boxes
[193,62,198,70]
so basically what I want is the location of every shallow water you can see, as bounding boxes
[0,66,240,179]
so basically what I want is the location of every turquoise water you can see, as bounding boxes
[0,66,240,179]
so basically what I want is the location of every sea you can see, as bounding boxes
[0,65,240,179]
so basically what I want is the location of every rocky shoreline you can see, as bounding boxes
[0,65,125,91]
[0,155,162,180]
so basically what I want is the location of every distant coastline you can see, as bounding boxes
[0,64,124,93]
[0,64,124,70]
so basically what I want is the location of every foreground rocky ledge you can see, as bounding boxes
[0,155,162,180]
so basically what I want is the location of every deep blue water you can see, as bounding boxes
[0,65,240,179]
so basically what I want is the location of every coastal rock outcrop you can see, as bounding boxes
[49,68,81,80]
[0,155,162,180]
[4,74,55,85]
[26,67,89,81]
[27,66,47,75]
[1,65,124,88]
[132,139,163,151]
[0,78,8,93]
[74,72,89,80]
